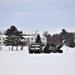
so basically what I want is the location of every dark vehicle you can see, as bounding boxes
[28,43,42,53]
[44,44,63,53]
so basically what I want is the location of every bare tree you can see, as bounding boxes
[43,31,49,38]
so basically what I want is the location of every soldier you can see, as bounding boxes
[21,45,23,51]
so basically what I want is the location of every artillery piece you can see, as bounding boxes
[44,44,63,53]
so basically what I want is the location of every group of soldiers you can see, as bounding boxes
[0,45,24,51]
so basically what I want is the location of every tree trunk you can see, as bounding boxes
[16,46,18,50]
[12,45,13,50]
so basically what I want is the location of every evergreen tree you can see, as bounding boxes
[5,25,24,50]
[35,34,42,44]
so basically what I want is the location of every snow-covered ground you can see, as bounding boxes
[0,46,75,75]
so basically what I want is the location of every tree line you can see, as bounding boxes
[1,25,75,49]
[43,29,75,48]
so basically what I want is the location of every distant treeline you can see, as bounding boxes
[0,25,75,48]
[43,29,75,48]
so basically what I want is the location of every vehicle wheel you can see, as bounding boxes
[44,50,50,53]
[53,51,57,53]
[29,50,33,54]
[34,51,38,54]
[58,50,63,53]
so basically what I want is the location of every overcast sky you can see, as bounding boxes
[0,0,75,34]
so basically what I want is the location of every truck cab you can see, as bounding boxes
[28,43,42,53]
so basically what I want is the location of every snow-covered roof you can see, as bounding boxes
[22,34,46,39]
[23,35,33,38]
[0,35,7,37]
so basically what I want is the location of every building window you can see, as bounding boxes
[0,38,1,40]
[24,38,26,40]
[31,38,33,40]
[3,38,5,40]
[3,42,5,44]
[27,38,29,40]
[0,42,1,44]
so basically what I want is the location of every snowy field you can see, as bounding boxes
[0,46,75,75]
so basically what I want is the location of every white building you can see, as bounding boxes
[0,35,7,45]
[23,34,47,45]
[0,34,47,46]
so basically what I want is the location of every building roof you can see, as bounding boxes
[23,35,33,38]
[22,34,46,39]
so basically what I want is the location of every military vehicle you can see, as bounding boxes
[44,44,63,53]
[28,43,42,53]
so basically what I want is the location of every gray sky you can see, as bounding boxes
[0,0,75,34]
